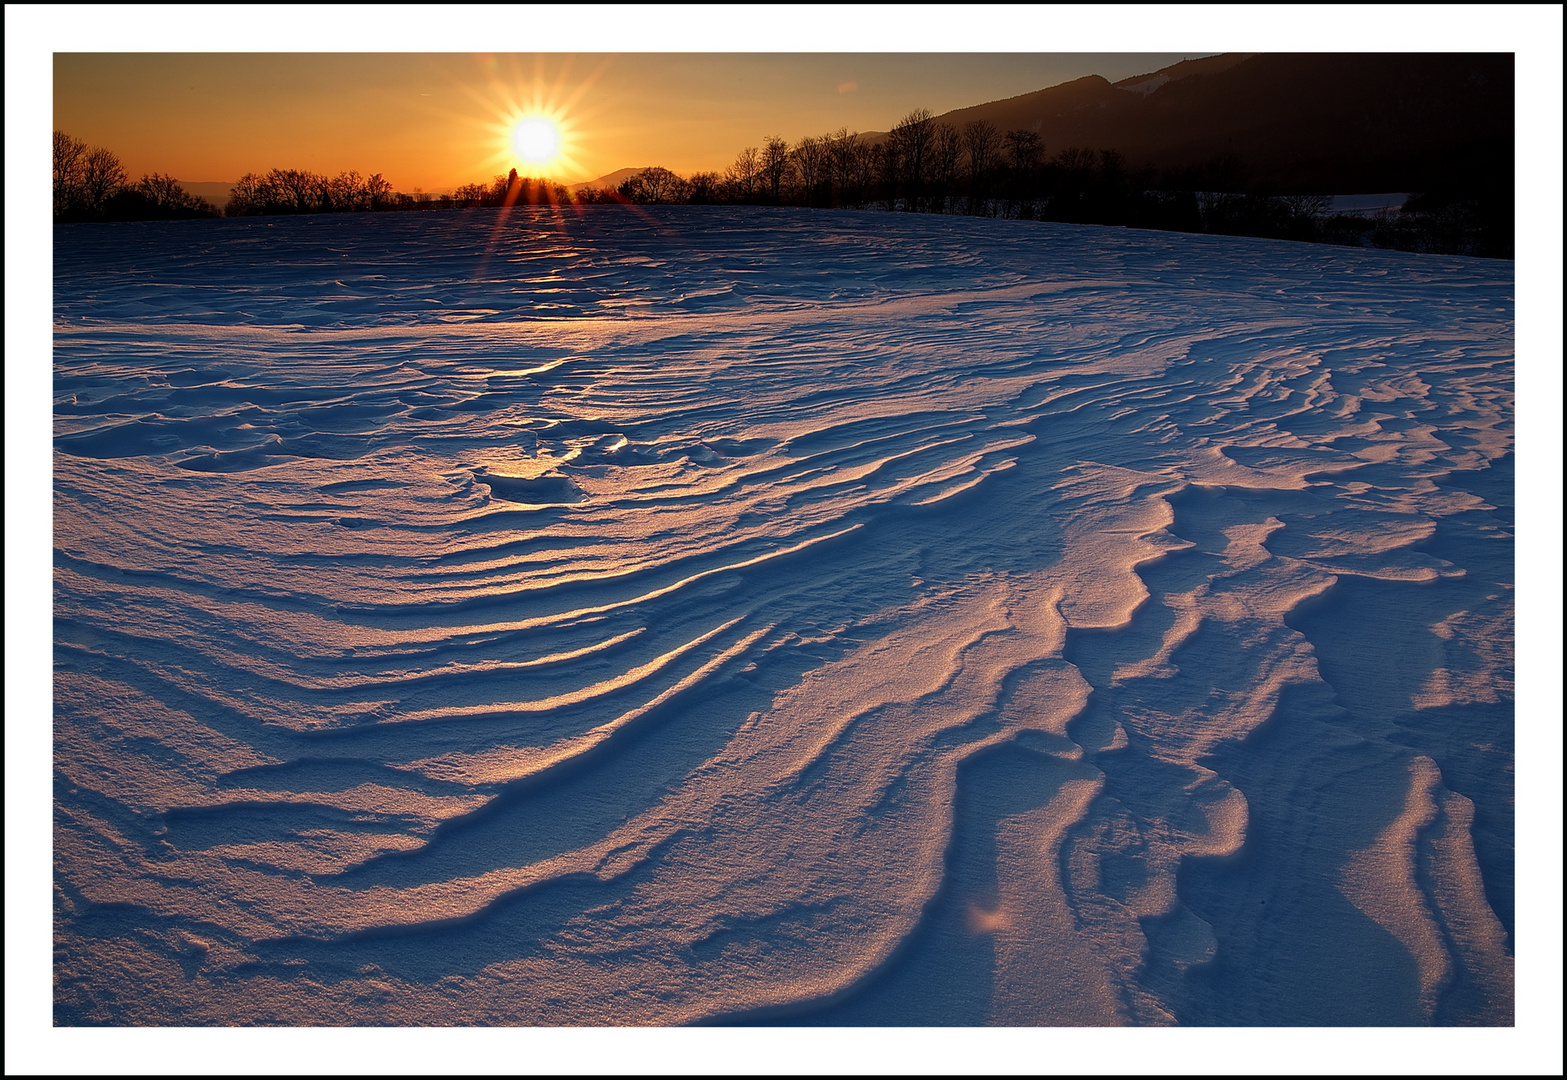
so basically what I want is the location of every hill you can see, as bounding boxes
[862,53,1512,196]
[567,167,651,195]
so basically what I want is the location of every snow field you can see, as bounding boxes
[53,206,1513,1025]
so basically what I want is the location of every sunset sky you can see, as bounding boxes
[52,52,1206,192]
[28,7,1550,198]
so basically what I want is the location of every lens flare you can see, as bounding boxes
[441,55,608,206]
[455,55,607,185]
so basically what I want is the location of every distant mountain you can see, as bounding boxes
[862,53,1513,195]
[567,168,650,194]
[1111,52,1256,95]
[177,181,235,210]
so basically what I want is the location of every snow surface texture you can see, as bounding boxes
[53,206,1514,1026]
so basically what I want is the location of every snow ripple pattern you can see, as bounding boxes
[53,207,1514,1025]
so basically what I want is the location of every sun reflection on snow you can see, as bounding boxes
[968,903,1010,934]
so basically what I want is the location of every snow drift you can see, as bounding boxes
[53,206,1513,1025]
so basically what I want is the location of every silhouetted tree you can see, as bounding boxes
[364,173,391,210]
[826,128,861,208]
[890,108,935,211]
[793,135,829,208]
[726,146,761,203]
[1004,130,1044,217]
[53,131,128,221]
[1279,193,1332,241]
[225,167,397,215]
[848,137,878,210]
[1375,193,1487,256]
[499,168,523,205]
[1075,148,1131,224]
[761,136,793,204]
[872,141,899,211]
[226,173,263,215]
[930,124,962,213]
[686,171,721,204]
[619,166,687,204]
[962,121,1000,216]
[327,169,365,212]
[572,184,625,205]
[103,173,219,220]
[79,147,126,216]
[1045,145,1094,221]
[53,130,88,220]
[278,169,318,213]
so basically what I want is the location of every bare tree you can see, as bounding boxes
[79,147,128,215]
[963,121,1000,216]
[850,138,878,209]
[1196,189,1241,230]
[890,108,935,211]
[793,134,829,207]
[1280,193,1332,220]
[364,173,391,210]
[726,146,760,203]
[1279,192,1332,240]
[931,124,962,213]
[227,173,264,215]
[503,170,527,204]
[278,168,319,213]
[450,181,489,208]
[135,172,181,207]
[97,172,219,220]
[1051,146,1091,176]
[328,169,365,212]
[311,171,336,211]
[826,128,860,208]
[686,170,721,204]
[1047,145,1093,220]
[53,130,88,220]
[620,166,686,204]
[227,166,388,215]
[761,135,793,204]
[1004,129,1044,217]
[54,135,128,221]
[132,173,213,215]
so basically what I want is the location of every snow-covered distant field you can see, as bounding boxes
[1327,192,1409,217]
[52,206,1514,1026]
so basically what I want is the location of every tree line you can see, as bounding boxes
[598,110,1508,257]
[54,131,219,222]
[53,131,579,222]
[53,123,1508,258]
[228,167,577,214]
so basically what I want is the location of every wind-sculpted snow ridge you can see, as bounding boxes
[53,206,1513,1026]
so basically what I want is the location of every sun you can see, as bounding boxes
[512,117,560,167]
[494,105,577,179]
[454,55,601,185]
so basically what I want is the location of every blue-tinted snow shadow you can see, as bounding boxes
[710,739,1072,1026]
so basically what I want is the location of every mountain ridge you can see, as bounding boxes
[854,53,1511,195]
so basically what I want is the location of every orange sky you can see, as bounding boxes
[52,52,1205,192]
